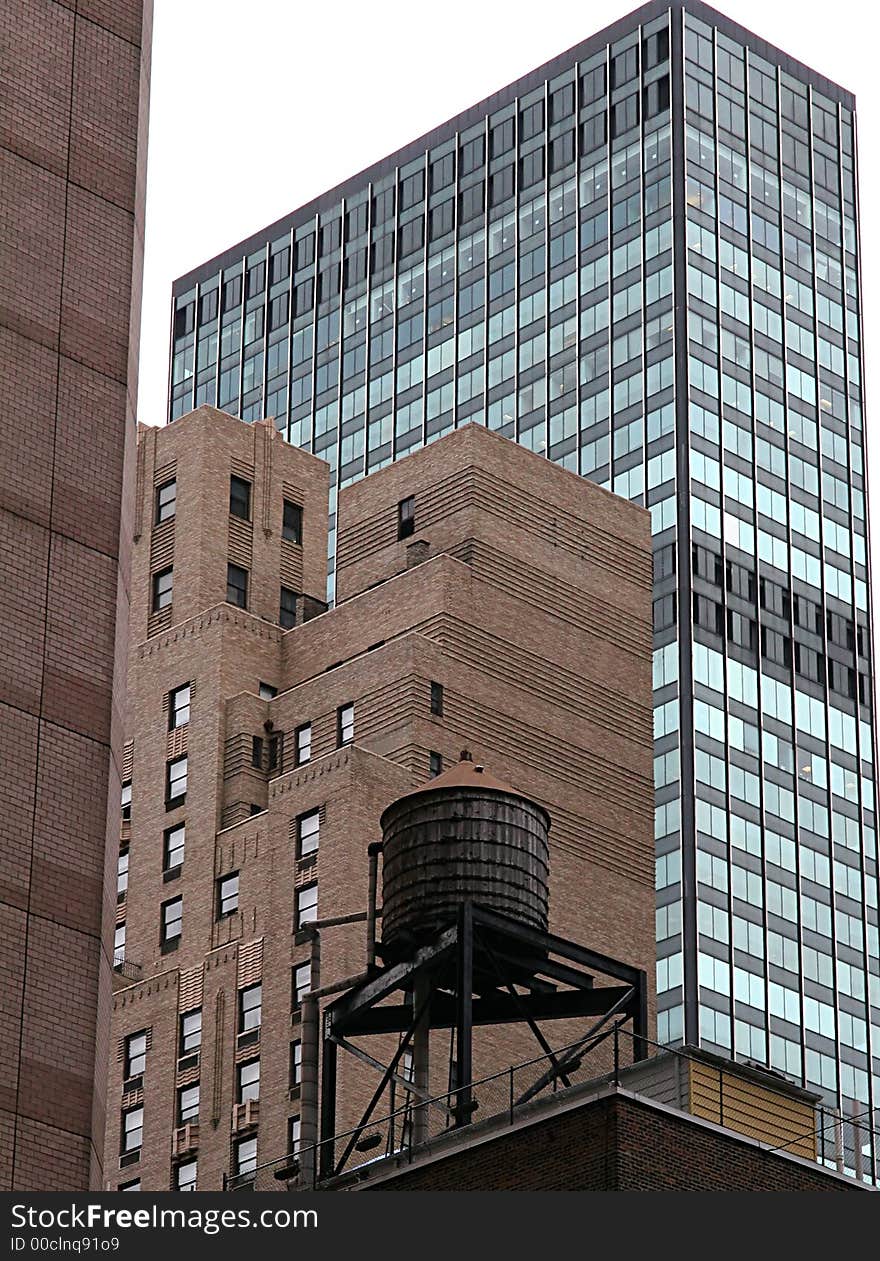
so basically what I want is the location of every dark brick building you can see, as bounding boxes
[0,0,152,1190]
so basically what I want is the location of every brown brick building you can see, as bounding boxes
[0,0,151,1190]
[105,405,654,1191]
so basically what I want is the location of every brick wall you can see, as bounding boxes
[360,1091,865,1192]
[0,0,151,1191]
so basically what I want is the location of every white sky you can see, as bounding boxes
[138,0,880,613]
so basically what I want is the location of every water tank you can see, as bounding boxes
[380,751,550,954]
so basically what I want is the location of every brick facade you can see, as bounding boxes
[105,407,654,1191]
[0,0,151,1191]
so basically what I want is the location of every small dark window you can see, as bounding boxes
[280,586,297,629]
[227,563,248,609]
[337,703,354,747]
[152,567,173,612]
[155,480,176,523]
[283,500,303,544]
[169,683,191,729]
[229,476,251,521]
[398,496,415,539]
[251,735,264,768]
[430,681,444,716]
[429,751,443,777]
[259,682,277,700]
[217,872,239,918]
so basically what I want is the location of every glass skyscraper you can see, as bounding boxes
[168,0,879,1177]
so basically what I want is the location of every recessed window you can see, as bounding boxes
[227,563,248,609]
[166,756,187,807]
[295,723,311,765]
[268,733,282,772]
[283,500,303,544]
[161,896,183,945]
[121,1106,143,1154]
[397,496,415,539]
[169,683,191,729]
[290,1040,302,1087]
[114,923,126,967]
[430,681,444,716]
[289,1116,301,1156]
[297,810,319,858]
[121,781,132,820]
[296,882,318,929]
[176,1159,197,1192]
[177,1084,199,1124]
[229,476,251,521]
[152,567,173,612]
[217,872,239,918]
[164,822,185,872]
[156,480,176,524]
[124,1031,147,1081]
[179,1008,201,1056]
[235,1136,258,1180]
[239,983,262,1034]
[337,703,354,747]
[251,735,264,769]
[429,751,443,777]
[238,1060,260,1103]
[259,682,277,700]
[280,586,297,629]
[293,963,311,1008]
[117,847,129,899]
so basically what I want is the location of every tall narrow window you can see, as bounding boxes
[124,1031,147,1081]
[161,896,183,946]
[227,563,248,609]
[155,479,176,523]
[152,568,173,611]
[397,495,415,539]
[121,1106,143,1154]
[289,1115,301,1156]
[237,1060,260,1102]
[179,1008,201,1056]
[337,703,354,746]
[283,500,303,544]
[430,681,444,716]
[297,809,320,858]
[114,922,126,967]
[121,781,132,820]
[239,984,262,1034]
[280,586,297,629]
[229,476,251,520]
[251,736,264,768]
[235,1137,257,1181]
[176,1160,196,1192]
[295,723,311,765]
[217,872,239,918]
[166,756,187,807]
[117,847,129,899]
[177,1084,199,1124]
[429,751,443,777]
[293,963,311,1009]
[169,683,191,728]
[164,822,185,872]
[296,882,318,929]
[290,1040,302,1087]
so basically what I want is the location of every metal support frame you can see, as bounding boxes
[317,904,649,1180]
